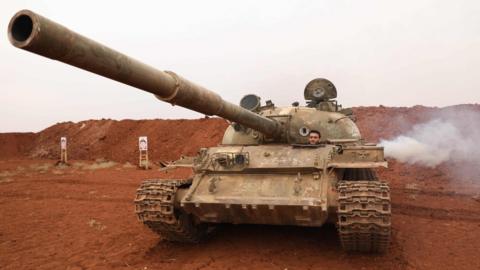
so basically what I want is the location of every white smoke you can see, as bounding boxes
[379,106,480,168]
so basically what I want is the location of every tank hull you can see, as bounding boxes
[180,173,330,226]
[134,143,391,253]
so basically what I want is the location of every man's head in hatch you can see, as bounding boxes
[308,130,321,145]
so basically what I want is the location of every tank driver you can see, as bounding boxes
[308,130,321,145]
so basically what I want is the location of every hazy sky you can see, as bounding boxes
[1,0,479,132]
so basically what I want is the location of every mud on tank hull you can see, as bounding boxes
[181,173,330,227]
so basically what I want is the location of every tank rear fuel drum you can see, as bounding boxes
[8,10,282,137]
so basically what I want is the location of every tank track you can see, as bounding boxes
[337,180,391,253]
[134,179,207,243]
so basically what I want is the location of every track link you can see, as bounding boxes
[134,179,207,243]
[337,181,391,253]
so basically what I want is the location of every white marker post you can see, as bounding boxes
[138,136,149,169]
[60,137,68,164]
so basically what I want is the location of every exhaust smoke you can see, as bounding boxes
[379,107,480,168]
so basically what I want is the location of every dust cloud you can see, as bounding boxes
[379,107,480,168]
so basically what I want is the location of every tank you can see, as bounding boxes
[8,10,391,253]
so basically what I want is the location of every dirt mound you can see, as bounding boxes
[0,132,36,159]
[1,104,479,163]
[0,118,228,163]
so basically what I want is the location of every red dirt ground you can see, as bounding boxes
[1,105,480,270]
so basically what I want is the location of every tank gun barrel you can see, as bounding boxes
[8,10,282,138]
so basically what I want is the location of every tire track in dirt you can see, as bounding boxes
[392,203,480,222]
[392,188,477,199]
[0,193,131,204]
[10,177,141,188]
